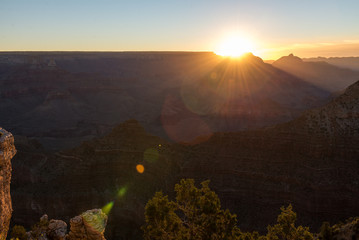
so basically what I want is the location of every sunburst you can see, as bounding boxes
[215,34,255,57]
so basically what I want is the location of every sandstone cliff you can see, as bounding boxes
[0,128,16,240]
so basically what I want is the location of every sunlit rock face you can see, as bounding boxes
[302,80,359,136]
[0,128,16,240]
[67,209,107,240]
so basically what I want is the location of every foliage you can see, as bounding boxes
[266,205,313,240]
[10,225,26,240]
[142,179,239,240]
[330,217,359,240]
[29,215,49,239]
[143,179,359,240]
[237,231,267,240]
[318,222,332,240]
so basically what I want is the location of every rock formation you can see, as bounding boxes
[0,128,16,240]
[47,219,67,240]
[67,209,107,240]
[26,209,107,240]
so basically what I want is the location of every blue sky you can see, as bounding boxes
[1,0,359,58]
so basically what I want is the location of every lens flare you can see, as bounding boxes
[101,201,114,215]
[136,164,145,174]
[161,95,212,144]
[117,186,127,198]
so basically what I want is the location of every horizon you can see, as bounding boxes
[1,50,359,61]
[1,0,359,59]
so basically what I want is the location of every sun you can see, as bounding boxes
[215,34,255,58]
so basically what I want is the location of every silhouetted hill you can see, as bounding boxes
[273,54,359,91]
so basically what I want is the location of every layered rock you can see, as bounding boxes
[0,128,16,240]
[67,209,107,240]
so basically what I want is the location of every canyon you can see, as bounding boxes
[1,52,359,239]
[8,80,359,239]
[0,52,330,150]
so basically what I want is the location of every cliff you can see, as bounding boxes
[0,128,16,240]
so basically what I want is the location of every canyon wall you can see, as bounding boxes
[0,128,16,240]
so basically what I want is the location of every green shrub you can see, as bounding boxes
[10,225,27,240]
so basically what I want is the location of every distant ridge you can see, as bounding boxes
[303,56,359,71]
[273,54,359,91]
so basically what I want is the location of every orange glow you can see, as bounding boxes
[215,34,255,57]
[136,164,145,173]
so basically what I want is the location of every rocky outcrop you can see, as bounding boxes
[47,219,67,240]
[67,209,107,240]
[302,79,359,136]
[0,128,16,240]
[26,209,107,240]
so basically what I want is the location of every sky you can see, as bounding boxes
[1,0,359,59]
